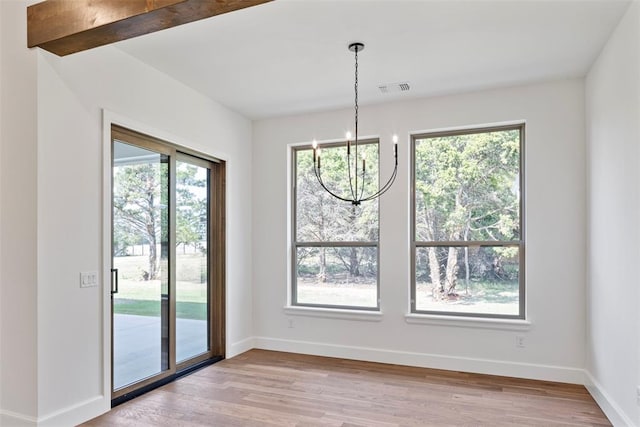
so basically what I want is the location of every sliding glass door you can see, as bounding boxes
[112,140,170,391]
[175,157,210,363]
[111,126,225,400]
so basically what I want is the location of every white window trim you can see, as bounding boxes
[284,305,383,322]
[405,313,531,331]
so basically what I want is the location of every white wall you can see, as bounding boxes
[34,47,253,425]
[0,1,3,417]
[0,1,39,425]
[585,1,640,426]
[252,79,587,383]
[1,1,254,423]
[0,1,3,418]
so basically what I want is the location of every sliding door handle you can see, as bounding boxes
[111,268,119,294]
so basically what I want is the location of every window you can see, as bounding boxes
[411,124,524,318]
[292,140,380,310]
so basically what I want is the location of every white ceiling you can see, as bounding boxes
[116,0,631,120]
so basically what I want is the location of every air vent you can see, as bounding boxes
[378,82,411,94]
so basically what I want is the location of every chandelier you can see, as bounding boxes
[311,42,398,206]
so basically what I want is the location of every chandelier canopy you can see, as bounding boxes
[311,42,398,206]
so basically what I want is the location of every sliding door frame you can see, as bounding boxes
[107,122,226,403]
[110,127,175,399]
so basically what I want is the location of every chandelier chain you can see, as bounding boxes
[354,46,359,136]
[353,46,359,201]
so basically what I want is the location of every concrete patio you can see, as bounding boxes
[113,314,207,389]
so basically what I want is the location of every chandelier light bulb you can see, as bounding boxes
[346,131,352,140]
[312,140,318,163]
[392,134,398,144]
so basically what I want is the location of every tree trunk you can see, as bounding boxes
[424,207,442,293]
[444,190,463,294]
[148,236,157,280]
[427,247,442,292]
[147,187,158,280]
[445,247,459,294]
[463,218,471,295]
[464,247,470,294]
[318,247,326,283]
[349,247,360,276]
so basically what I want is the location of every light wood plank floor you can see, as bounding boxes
[84,349,611,426]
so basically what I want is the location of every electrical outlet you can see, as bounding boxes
[636,386,640,405]
[288,318,294,328]
[515,336,525,348]
[80,271,98,288]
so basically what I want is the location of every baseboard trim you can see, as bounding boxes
[39,395,108,427]
[1,396,108,427]
[227,336,255,358]
[0,409,37,427]
[584,371,636,427]
[253,336,585,384]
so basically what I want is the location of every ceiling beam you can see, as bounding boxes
[27,0,273,56]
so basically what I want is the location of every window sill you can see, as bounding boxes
[283,306,383,322]
[405,313,531,331]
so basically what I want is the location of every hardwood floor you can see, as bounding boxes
[83,349,611,426]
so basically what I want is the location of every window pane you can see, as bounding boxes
[296,246,377,308]
[414,129,520,242]
[296,144,379,242]
[112,144,170,389]
[176,161,209,363]
[415,245,519,316]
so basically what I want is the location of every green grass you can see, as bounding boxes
[114,279,207,302]
[115,253,206,283]
[453,279,519,304]
[112,255,208,319]
[114,298,207,320]
[113,254,208,303]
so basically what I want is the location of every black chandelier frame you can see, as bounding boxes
[311,42,398,206]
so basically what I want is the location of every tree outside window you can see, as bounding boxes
[412,125,524,318]
[292,140,380,310]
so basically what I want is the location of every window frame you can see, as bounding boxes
[291,139,381,311]
[410,123,526,320]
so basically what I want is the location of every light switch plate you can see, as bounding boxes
[80,271,98,288]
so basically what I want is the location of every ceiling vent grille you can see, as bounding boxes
[378,82,411,94]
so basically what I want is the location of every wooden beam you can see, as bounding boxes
[27,0,273,56]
